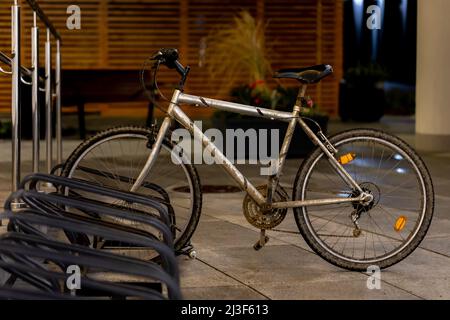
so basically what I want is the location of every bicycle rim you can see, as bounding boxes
[66,133,195,251]
[300,135,428,264]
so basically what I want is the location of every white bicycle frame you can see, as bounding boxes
[131,86,370,209]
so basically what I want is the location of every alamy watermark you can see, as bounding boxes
[66,264,81,294]
[366,5,382,30]
[66,5,81,30]
[366,265,381,290]
[64,3,382,31]
[171,121,280,176]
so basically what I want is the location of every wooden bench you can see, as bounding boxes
[62,69,155,139]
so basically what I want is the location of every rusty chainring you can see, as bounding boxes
[243,185,289,230]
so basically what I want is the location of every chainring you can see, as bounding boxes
[243,185,289,230]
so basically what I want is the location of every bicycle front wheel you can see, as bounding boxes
[293,129,434,271]
[62,126,202,252]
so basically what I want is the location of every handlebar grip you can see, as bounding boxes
[152,48,179,67]
[150,48,189,89]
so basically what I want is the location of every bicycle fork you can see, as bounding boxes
[130,91,184,192]
[130,116,172,193]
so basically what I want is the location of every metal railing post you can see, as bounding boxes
[45,28,52,174]
[5,0,62,196]
[31,12,40,173]
[56,39,62,165]
[11,0,21,192]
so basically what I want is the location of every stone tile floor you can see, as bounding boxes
[0,116,449,299]
[178,152,450,300]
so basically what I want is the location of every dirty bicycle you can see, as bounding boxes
[63,48,434,271]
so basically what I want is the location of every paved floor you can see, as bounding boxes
[0,116,449,300]
[179,154,450,300]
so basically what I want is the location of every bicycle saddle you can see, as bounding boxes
[273,64,333,84]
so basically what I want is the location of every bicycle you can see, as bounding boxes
[62,48,434,271]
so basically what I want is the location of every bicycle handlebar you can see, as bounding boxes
[150,48,190,91]
[151,48,187,77]
[143,48,190,104]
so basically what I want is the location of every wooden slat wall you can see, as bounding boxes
[0,0,342,116]
[0,1,12,113]
[265,0,320,107]
[107,0,179,68]
[321,0,343,115]
[20,1,103,69]
[185,0,257,99]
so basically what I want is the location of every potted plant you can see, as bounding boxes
[205,11,272,98]
[206,11,328,158]
[213,84,328,158]
[339,63,388,122]
[0,121,12,139]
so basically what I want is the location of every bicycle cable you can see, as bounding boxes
[140,57,325,135]
[140,57,172,116]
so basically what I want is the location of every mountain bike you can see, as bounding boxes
[62,48,434,271]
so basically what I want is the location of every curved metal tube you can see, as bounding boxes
[0,66,12,75]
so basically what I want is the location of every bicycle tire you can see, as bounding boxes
[62,126,202,253]
[293,129,434,271]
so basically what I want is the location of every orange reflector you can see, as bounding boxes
[338,153,356,165]
[394,216,407,232]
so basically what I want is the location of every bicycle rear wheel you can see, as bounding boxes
[62,126,202,253]
[293,129,434,271]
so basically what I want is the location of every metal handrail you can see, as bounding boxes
[0,51,47,88]
[0,51,31,78]
[8,0,63,198]
[24,0,61,41]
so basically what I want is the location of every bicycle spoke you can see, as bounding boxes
[314,206,350,233]
[330,224,351,250]
[66,132,196,246]
[298,132,430,265]
[382,176,417,196]
[340,227,351,255]
[92,146,122,190]
[374,147,385,182]
[366,213,390,254]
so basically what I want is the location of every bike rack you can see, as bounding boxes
[0,174,182,300]
[0,1,183,300]
[0,0,62,199]
[0,238,180,299]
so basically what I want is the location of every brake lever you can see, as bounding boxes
[151,50,164,61]
[177,65,190,91]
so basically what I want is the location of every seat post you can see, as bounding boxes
[295,84,308,107]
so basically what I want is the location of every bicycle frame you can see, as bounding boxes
[131,87,367,209]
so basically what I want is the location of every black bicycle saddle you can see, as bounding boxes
[273,64,333,84]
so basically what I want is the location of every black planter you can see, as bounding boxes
[339,81,386,122]
[212,115,328,159]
